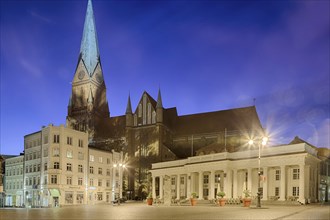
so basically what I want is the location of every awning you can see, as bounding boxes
[49,189,60,197]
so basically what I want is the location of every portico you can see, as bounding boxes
[151,143,320,204]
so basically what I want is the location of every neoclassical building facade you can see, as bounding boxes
[151,142,327,204]
[3,124,125,207]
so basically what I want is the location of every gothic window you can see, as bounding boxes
[134,114,137,126]
[152,111,156,124]
[143,96,147,125]
[147,103,151,124]
[138,104,142,117]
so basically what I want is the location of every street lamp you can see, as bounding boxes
[248,137,268,208]
[112,162,126,203]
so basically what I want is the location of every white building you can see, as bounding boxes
[151,142,328,204]
[4,124,125,207]
[4,155,24,207]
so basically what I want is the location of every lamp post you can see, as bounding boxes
[248,137,268,208]
[112,163,126,203]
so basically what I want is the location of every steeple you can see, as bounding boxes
[126,94,132,114]
[156,88,163,108]
[80,0,100,76]
[67,0,109,139]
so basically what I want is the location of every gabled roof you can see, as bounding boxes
[289,136,317,149]
[134,91,157,113]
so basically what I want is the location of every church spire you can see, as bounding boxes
[80,0,100,76]
[126,94,132,114]
[156,88,163,108]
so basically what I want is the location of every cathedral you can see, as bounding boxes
[66,0,264,199]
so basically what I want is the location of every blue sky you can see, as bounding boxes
[1,0,329,155]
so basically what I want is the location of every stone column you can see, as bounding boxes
[299,164,305,204]
[224,170,232,198]
[187,173,191,199]
[176,174,180,199]
[152,176,156,199]
[233,169,238,198]
[262,167,268,200]
[159,175,164,199]
[210,170,215,199]
[247,168,252,191]
[198,171,203,199]
[279,165,286,201]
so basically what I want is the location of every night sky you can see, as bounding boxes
[1,0,329,155]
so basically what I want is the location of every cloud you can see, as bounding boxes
[20,58,42,77]
[29,10,53,24]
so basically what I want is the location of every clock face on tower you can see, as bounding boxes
[78,71,85,80]
[95,72,103,83]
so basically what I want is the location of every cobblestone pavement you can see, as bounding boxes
[0,202,329,220]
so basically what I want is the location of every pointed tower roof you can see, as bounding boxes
[126,94,132,114]
[156,88,163,108]
[80,0,100,76]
